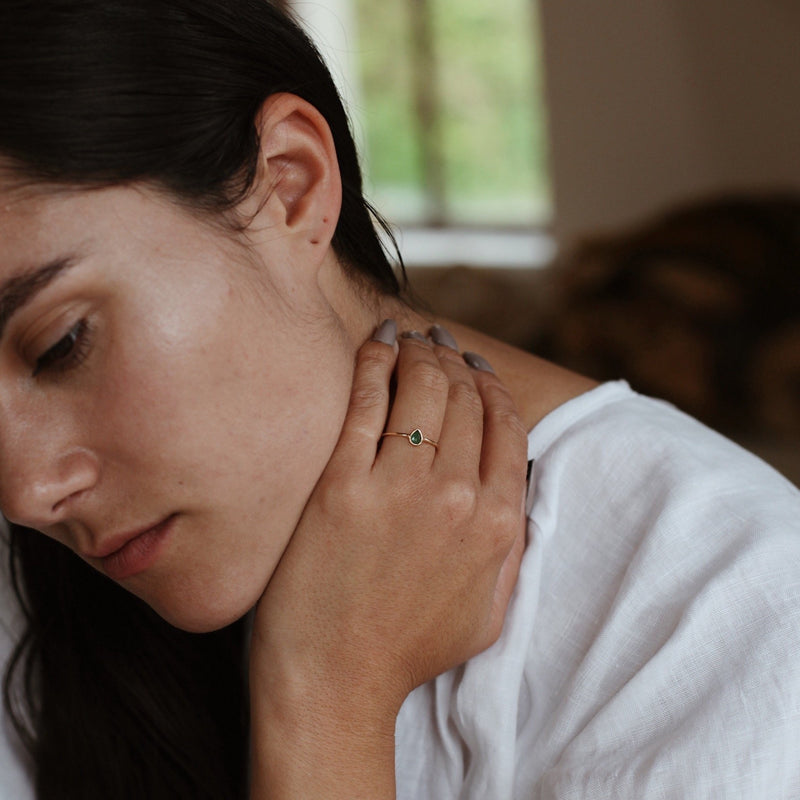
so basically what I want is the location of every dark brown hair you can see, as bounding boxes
[0,1,403,796]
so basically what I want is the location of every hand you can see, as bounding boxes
[249,321,528,799]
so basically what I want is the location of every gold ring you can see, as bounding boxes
[380,428,438,449]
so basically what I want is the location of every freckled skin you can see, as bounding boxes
[0,179,595,634]
[0,183,356,632]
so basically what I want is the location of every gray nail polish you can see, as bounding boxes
[401,330,428,342]
[372,319,397,345]
[463,351,495,373]
[429,324,458,350]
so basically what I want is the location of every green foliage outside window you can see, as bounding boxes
[353,0,550,226]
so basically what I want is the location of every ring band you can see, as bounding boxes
[381,428,438,449]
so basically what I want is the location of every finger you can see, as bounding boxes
[465,353,529,503]
[378,333,448,467]
[430,346,484,476]
[328,320,398,473]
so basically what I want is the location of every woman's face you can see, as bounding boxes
[0,181,358,631]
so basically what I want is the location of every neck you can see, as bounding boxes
[369,297,598,433]
[320,253,597,433]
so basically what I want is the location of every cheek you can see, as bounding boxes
[95,324,354,632]
[97,297,353,515]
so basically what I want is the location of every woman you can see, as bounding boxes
[1,1,799,798]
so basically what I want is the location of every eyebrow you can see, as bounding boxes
[0,256,81,340]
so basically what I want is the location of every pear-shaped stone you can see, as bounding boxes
[409,429,423,446]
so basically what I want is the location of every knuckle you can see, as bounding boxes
[409,361,449,395]
[492,403,528,439]
[481,380,517,414]
[448,379,483,415]
[316,472,365,516]
[400,334,432,350]
[480,375,512,400]
[491,507,522,548]
[439,477,478,520]
[435,347,465,366]
[349,382,387,411]
[358,342,395,370]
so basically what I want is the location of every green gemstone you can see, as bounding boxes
[409,429,423,446]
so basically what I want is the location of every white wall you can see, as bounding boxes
[539,0,800,245]
[289,0,362,131]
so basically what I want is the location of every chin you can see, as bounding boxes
[163,607,250,634]
[140,580,263,634]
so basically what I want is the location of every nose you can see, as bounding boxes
[0,445,100,530]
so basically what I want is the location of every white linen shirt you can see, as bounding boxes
[395,381,800,799]
[0,545,33,799]
[2,382,800,798]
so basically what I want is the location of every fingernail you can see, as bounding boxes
[372,319,397,345]
[401,330,428,343]
[429,324,458,350]
[463,351,495,373]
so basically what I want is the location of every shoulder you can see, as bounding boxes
[525,382,800,695]
[523,383,800,797]
[399,383,800,797]
[528,380,799,536]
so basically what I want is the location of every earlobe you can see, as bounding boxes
[249,93,342,249]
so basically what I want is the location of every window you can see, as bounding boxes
[292,0,550,231]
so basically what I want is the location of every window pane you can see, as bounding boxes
[352,0,426,219]
[353,0,551,226]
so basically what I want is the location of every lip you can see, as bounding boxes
[93,514,176,581]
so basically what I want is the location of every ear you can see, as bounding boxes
[241,93,342,250]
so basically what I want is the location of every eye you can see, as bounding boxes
[33,319,92,377]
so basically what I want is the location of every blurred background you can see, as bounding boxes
[284,0,800,485]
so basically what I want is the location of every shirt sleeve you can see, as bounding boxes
[534,419,800,799]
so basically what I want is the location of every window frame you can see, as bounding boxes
[288,0,554,269]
